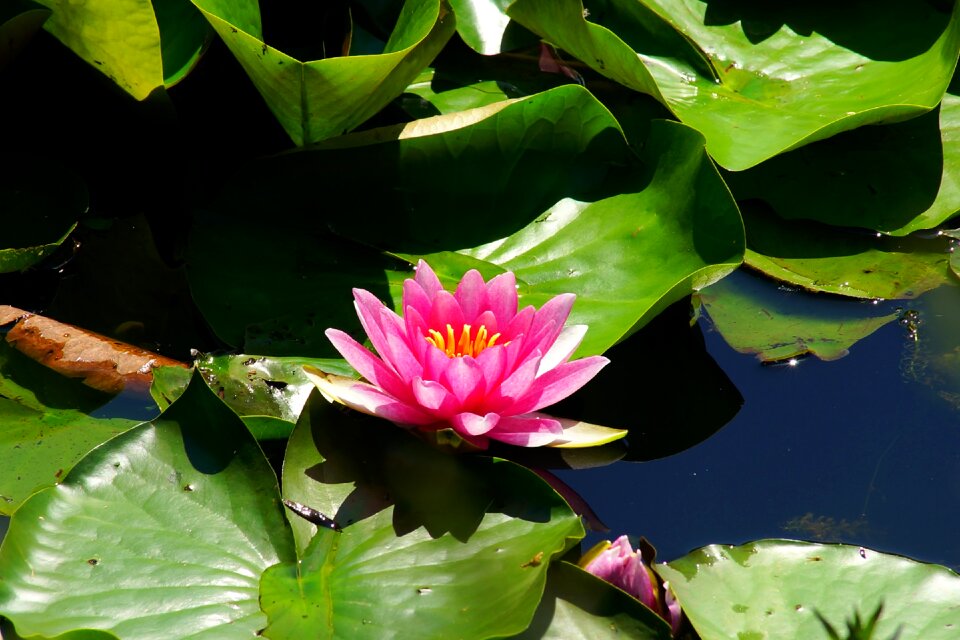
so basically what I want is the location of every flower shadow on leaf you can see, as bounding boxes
[298,392,555,542]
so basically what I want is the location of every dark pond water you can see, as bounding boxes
[561,269,960,571]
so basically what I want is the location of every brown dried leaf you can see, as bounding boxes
[1,305,188,393]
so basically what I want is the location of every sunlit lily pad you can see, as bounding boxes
[34,0,209,99]
[656,540,960,640]
[741,205,955,300]
[0,371,295,638]
[701,270,900,362]
[506,0,960,169]
[191,0,455,144]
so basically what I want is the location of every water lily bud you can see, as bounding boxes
[580,535,682,634]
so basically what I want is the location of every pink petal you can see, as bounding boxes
[428,290,465,334]
[422,342,453,380]
[440,356,485,406]
[454,270,488,323]
[488,414,563,447]
[402,279,433,324]
[475,344,507,395]
[474,309,499,335]
[538,324,588,375]
[317,376,435,426]
[491,350,542,410]
[412,377,460,418]
[378,306,423,381]
[503,305,535,342]
[324,329,412,402]
[451,412,500,436]
[403,305,430,361]
[352,289,396,362]
[486,271,518,328]
[415,260,444,299]
[524,293,575,357]
[512,356,609,414]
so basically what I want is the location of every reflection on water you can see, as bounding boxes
[561,270,960,570]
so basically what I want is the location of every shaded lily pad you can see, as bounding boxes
[0,159,83,274]
[506,0,960,170]
[188,85,639,355]
[265,391,584,639]
[726,91,960,236]
[741,204,955,300]
[0,370,295,638]
[191,0,455,144]
[656,540,960,640]
[0,0,50,70]
[512,561,673,639]
[700,270,900,362]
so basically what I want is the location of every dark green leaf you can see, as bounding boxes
[0,0,50,70]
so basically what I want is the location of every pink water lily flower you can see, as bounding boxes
[310,260,626,449]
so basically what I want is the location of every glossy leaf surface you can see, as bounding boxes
[657,540,960,640]
[507,0,960,169]
[0,371,294,639]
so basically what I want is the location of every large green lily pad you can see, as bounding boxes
[192,0,455,144]
[701,270,900,362]
[741,205,955,300]
[187,85,641,355]
[657,539,960,640]
[439,118,744,356]
[0,370,295,639]
[726,91,960,236]
[506,0,960,170]
[265,392,584,639]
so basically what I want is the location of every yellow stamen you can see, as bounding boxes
[424,323,503,358]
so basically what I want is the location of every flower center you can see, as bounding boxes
[425,324,501,358]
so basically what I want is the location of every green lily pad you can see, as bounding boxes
[0,159,83,274]
[726,90,960,236]
[0,341,143,515]
[427,118,744,356]
[742,204,955,300]
[188,84,638,355]
[700,270,900,362]
[506,0,960,170]
[512,561,673,639]
[656,540,960,640]
[191,0,455,144]
[150,355,354,439]
[0,370,295,638]
[265,391,584,638]
[0,0,50,70]
[35,0,209,99]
